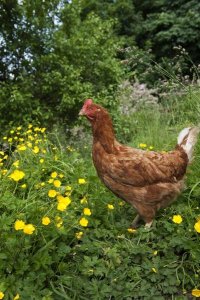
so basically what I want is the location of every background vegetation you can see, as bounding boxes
[0,0,200,299]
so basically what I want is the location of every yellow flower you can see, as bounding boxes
[1,169,8,175]
[48,178,54,183]
[17,145,27,151]
[76,231,83,239]
[28,135,34,140]
[192,289,200,297]
[41,127,46,133]
[57,194,64,202]
[40,182,45,187]
[0,151,4,156]
[119,201,125,206]
[14,220,25,230]
[56,194,65,202]
[51,171,58,178]
[149,146,154,150]
[107,204,114,210]
[194,221,200,233]
[13,293,20,300]
[63,197,72,206]
[66,185,72,191]
[27,142,32,148]
[59,173,64,178]
[55,216,63,228]
[80,196,88,204]
[0,291,4,299]
[65,191,71,197]
[57,202,67,211]
[39,158,44,164]
[53,179,61,188]
[68,146,75,151]
[127,228,136,233]
[13,160,20,168]
[57,195,71,205]
[20,184,27,189]
[78,178,86,184]
[35,139,42,144]
[42,217,51,226]
[152,267,157,273]
[23,224,35,235]
[17,126,22,131]
[9,170,25,182]
[48,189,57,198]
[79,217,88,227]
[83,208,91,216]
[10,130,14,134]
[172,215,183,224]
[153,250,158,255]
[32,146,39,154]
[139,143,147,148]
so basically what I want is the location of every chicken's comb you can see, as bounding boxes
[84,98,93,107]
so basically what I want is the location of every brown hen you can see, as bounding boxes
[79,99,199,228]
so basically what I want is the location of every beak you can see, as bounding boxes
[79,108,85,116]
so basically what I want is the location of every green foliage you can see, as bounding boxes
[45,5,123,120]
[81,0,140,38]
[135,0,200,62]
[0,1,123,128]
[0,0,60,80]
[1,0,200,129]
[0,90,200,299]
[83,0,200,83]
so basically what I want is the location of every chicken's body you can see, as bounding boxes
[79,99,199,227]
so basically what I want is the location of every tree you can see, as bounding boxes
[134,0,200,64]
[0,0,123,128]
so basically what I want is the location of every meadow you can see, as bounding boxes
[0,88,200,300]
[1,1,200,299]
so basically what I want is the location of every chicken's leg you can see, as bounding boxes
[145,220,153,229]
[131,214,141,228]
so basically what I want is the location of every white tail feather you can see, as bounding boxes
[178,127,199,162]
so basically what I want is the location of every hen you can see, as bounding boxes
[79,99,199,228]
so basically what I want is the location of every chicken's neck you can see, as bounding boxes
[91,115,117,154]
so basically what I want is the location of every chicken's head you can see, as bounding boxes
[79,99,102,122]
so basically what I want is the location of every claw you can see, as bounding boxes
[145,221,153,229]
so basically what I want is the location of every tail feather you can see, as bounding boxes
[178,127,199,162]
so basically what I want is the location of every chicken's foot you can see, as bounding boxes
[131,214,141,228]
[145,221,153,229]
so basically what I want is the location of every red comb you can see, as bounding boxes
[84,99,93,106]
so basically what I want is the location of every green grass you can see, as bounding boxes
[0,89,200,299]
